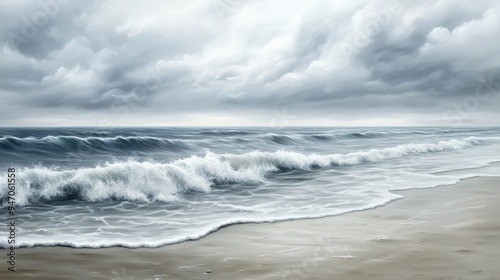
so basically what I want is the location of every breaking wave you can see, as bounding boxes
[1,136,496,206]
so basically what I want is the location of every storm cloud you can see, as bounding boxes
[1,0,499,126]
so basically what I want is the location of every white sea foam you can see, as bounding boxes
[1,136,497,206]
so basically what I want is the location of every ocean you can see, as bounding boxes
[1,127,499,248]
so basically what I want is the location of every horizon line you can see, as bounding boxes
[1,125,499,128]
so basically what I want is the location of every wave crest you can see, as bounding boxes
[1,136,496,206]
[0,135,189,153]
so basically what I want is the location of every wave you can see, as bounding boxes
[266,134,297,145]
[200,130,252,136]
[304,128,490,141]
[1,136,496,206]
[262,132,382,144]
[0,128,490,154]
[346,132,382,138]
[0,135,189,153]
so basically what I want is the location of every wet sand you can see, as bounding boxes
[2,176,500,280]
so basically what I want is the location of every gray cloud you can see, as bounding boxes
[1,0,499,126]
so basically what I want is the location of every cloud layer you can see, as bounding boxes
[1,0,499,126]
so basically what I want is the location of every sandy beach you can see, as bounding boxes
[3,175,500,280]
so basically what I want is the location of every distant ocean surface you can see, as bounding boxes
[1,127,500,248]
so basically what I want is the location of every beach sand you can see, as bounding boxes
[3,176,500,280]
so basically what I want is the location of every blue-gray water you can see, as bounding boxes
[1,127,500,248]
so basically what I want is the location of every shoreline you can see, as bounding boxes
[3,175,500,279]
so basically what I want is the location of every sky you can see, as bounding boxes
[0,0,499,127]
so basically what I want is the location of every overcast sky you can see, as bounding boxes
[1,0,499,126]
